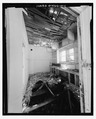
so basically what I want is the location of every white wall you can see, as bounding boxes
[6,8,29,113]
[28,45,52,74]
[21,11,29,95]
[79,6,92,113]
[67,29,75,41]
[62,38,74,47]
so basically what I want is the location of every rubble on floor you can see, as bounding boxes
[22,72,80,114]
[22,72,62,113]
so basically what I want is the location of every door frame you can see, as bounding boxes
[76,6,92,113]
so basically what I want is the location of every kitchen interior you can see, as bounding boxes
[5,4,92,114]
[22,5,81,114]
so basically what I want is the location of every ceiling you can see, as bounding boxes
[70,6,87,14]
[23,5,78,47]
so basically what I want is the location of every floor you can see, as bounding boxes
[23,72,80,115]
[28,86,80,115]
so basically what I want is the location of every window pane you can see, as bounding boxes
[60,50,66,62]
[61,56,66,62]
[69,48,74,54]
[68,48,74,61]
[70,55,74,60]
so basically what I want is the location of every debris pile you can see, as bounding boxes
[22,72,62,113]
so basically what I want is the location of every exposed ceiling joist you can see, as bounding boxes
[26,28,53,40]
[23,12,63,33]
[23,5,78,46]
[23,12,67,41]
[61,6,78,18]
[27,8,62,27]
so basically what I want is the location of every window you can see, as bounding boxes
[60,50,66,62]
[68,48,74,61]
[59,48,74,63]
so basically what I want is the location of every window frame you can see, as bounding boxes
[59,48,75,63]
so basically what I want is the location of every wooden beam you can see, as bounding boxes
[23,12,67,42]
[26,27,66,41]
[27,31,53,40]
[23,12,66,34]
[61,7,78,18]
[27,8,62,27]
[23,97,55,113]
[26,27,53,39]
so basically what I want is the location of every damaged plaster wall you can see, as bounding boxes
[6,8,29,113]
